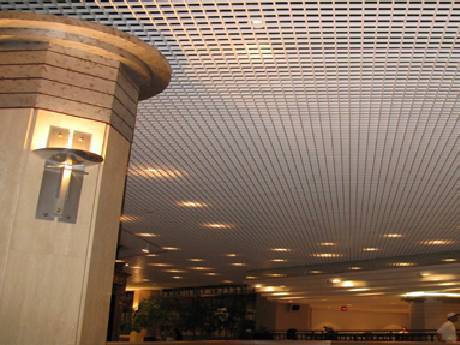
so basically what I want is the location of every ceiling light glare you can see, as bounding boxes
[245,276,257,280]
[205,272,218,276]
[270,259,287,263]
[148,263,171,267]
[348,288,370,292]
[271,248,291,252]
[231,262,246,267]
[402,291,460,298]
[266,273,287,278]
[189,266,212,271]
[165,269,185,273]
[420,273,456,281]
[321,242,336,246]
[145,168,183,178]
[222,280,233,284]
[172,276,183,280]
[134,232,158,238]
[349,266,362,270]
[357,292,384,297]
[146,254,158,257]
[188,258,204,262]
[363,247,380,252]
[177,201,207,208]
[312,253,342,258]
[202,223,232,229]
[391,262,416,267]
[272,292,290,297]
[420,240,454,246]
[443,258,457,262]
[142,248,150,253]
[310,270,322,274]
[120,214,138,223]
[162,246,179,251]
[383,233,402,238]
[226,253,237,257]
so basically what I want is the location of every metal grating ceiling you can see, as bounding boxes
[2,1,459,290]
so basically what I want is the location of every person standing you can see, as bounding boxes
[437,313,458,343]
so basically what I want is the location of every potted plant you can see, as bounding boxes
[130,305,149,343]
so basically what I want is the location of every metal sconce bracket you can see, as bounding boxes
[33,148,103,224]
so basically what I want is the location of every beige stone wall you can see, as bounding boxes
[311,307,409,330]
[409,299,460,330]
[0,108,130,345]
[256,296,311,331]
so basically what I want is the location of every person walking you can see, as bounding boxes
[437,313,458,343]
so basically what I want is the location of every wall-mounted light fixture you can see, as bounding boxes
[32,111,105,224]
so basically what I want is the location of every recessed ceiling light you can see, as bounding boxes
[311,253,342,258]
[391,262,416,267]
[271,248,291,252]
[188,258,205,262]
[231,262,246,267]
[165,269,186,273]
[443,258,457,262]
[331,278,342,284]
[145,168,183,178]
[348,288,370,292]
[310,270,322,274]
[134,232,158,238]
[115,259,125,263]
[162,246,180,251]
[148,263,172,267]
[321,242,336,246]
[439,282,457,286]
[130,266,142,269]
[357,292,384,297]
[146,254,158,257]
[205,272,218,276]
[226,253,237,257]
[420,240,454,246]
[172,276,183,280]
[177,201,207,208]
[222,280,233,284]
[272,292,290,297]
[266,273,287,278]
[142,249,150,253]
[363,247,380,252]
[251,17,265,28]
[349,266,362,270]
[202,223,232,229]
[189,266,212,271]
[383,233,402,238]
[245,276,257,280]
[270,259,287,263]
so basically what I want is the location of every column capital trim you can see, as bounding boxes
[0,11,171,100]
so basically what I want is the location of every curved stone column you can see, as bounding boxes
[0,11,171,345]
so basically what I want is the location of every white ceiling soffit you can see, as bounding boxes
[3,1,459,290]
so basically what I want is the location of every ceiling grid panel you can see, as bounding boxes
[2,0,458,287]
